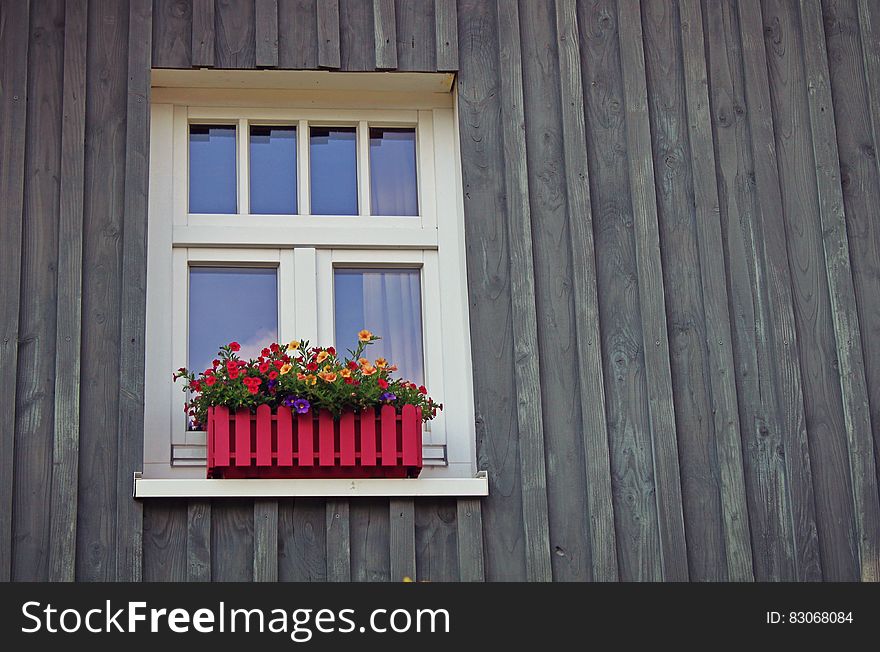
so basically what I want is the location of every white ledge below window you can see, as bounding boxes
[133,471,489,499]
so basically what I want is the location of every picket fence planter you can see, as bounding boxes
[206,404,423,479]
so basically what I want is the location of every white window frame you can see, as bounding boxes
[143,83,479,491]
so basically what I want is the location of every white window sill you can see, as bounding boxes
[133,471,488,499]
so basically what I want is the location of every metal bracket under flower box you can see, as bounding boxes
[207,404,423,479]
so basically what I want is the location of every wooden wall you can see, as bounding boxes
[2,0,879,581]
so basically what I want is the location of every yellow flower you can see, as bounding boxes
[375,358,388,369]
[288,340,300,351]
[358,329,373,342]
[361,364,377,376]
[280,363,293,375]
[339,368,351,379]
[319,371,338,383]
[306,374,317,386]
[316,350,329,364]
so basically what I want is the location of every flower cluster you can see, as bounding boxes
[174,331,442,428]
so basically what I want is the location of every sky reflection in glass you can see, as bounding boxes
[370,128,418,216]
[310,127,357,215]
[250,126,297,214]
[188,267,278,378]
[189,125,237,214]
[334,268,423,383]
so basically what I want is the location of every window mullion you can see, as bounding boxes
[357,120,370,216]
[298,119,310,215]
[279,249,297,344]
[237,118,249,215]
[294,247,319,343]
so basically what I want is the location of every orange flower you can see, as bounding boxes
[280,363,292,375]
[358,357,370,367]
[316,350,329,363]
[358,329,373,342]
[297,372,308,381]
[306,374,317,386]
[318,371,337,383]
[375,358,388,369]
[361,364,377,376]
[339,368,351,379]
[387,364,398,372]
[287,340,300,351]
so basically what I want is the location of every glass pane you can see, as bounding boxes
[189,125,237,214]
[334,268,423,383]
[188,267,278,379]
[310,127,358,215]
[370,128,418,216]
[250,126,297,214]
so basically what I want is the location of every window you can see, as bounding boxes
[143,78,476,487]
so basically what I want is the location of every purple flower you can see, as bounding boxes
[292,398,311,414]
[268,379,278,390]
[282,396,294,408]
[380,392,397,402]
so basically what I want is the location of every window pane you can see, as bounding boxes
[250,126,297,214]
[370,128,418,216]
[189,125,237,214]
[188,267,278,378]
[334,269,423,383]
[310,127,357,215]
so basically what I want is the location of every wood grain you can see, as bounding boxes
[395,0,435,71]
[325,499,351,581]
[279,499,327,581]
[187,501,212,581]
[434,0,458,71]
[152,0,192,68]
[255,0,279,67]
[253,499,279,581]
[389,499,416,581]
[350,499,390,581]
[143,501,187,581]
[495,0,553,582]
[415,500,458,582]
[339,0,375,71]
[211,500,254,581]
[216,0,256,68]
[317,0,341,68]
[192,0,215,67]
[0,0,30,582]
[14,0,64,581]
[48,0,87,583]
[455,498,485,581]
[278,0,319,69]
[554,0,618,582]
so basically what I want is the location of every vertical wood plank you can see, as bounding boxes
[325,499,351,581]
[389,499,416,581]
[298,412,314,465]
[617,0,689,581]
[235,408,251,466]
[434,0,458,71]
[152,0,193,68]
[858,0,880,184]
[187,500,212,581]
[256,404,272,465]
[215,0,256,68]
[380,404,397,466]
[317,0,341,68]
[799,0,880,582]
[415,500,458,582]
[279,499,327,581]
[519,0,592,582]
[373,0,397,69]
[736,0,821,580]
[319,410,335,466]
[553,0,618,582]
[143,501,187,581]
[457,0,527,581]
[116,0,152,582]
[395,0,435,71]
[360,406,377,466]
[677,0,753,581]
[48,0,87,583]
[16,0,63,581]
[350,499,390,581]
[211,500,254,581]
[278,0,319,69]
[277,405,293,466]
[256,0,279,67]
[215,406,230,466]
[339,0,374,71]
[253,499,279,581]
[192,0,216,67]
[340,411,356,466]
[456,498,485,581]
[0,0,29,581]
[495,0,552,583]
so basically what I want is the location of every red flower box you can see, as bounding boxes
[206,404,423,479]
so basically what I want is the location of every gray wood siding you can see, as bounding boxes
[2,0,879,582]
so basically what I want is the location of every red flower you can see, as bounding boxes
[268,371,278,380]
[205,376,216,386]
[418,385,428,395]
[226,361,236,370]
[306,362,318,372]
[282,355,291,363]
[347,361,358,370]
[270,343,280,353]
[378,378,388,389]
[212,359,220,368]
[248,386,259,395]
[204,369,214,377]
[273,359,284,370]
[191,381,202,393]
[261,348,271,357]
[229,369,239,379]
[259,362,270,374]
[229,342,241,352]
[344,377,355,385]
[327,347,336,356]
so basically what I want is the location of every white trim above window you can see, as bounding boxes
[143,82,477,488]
